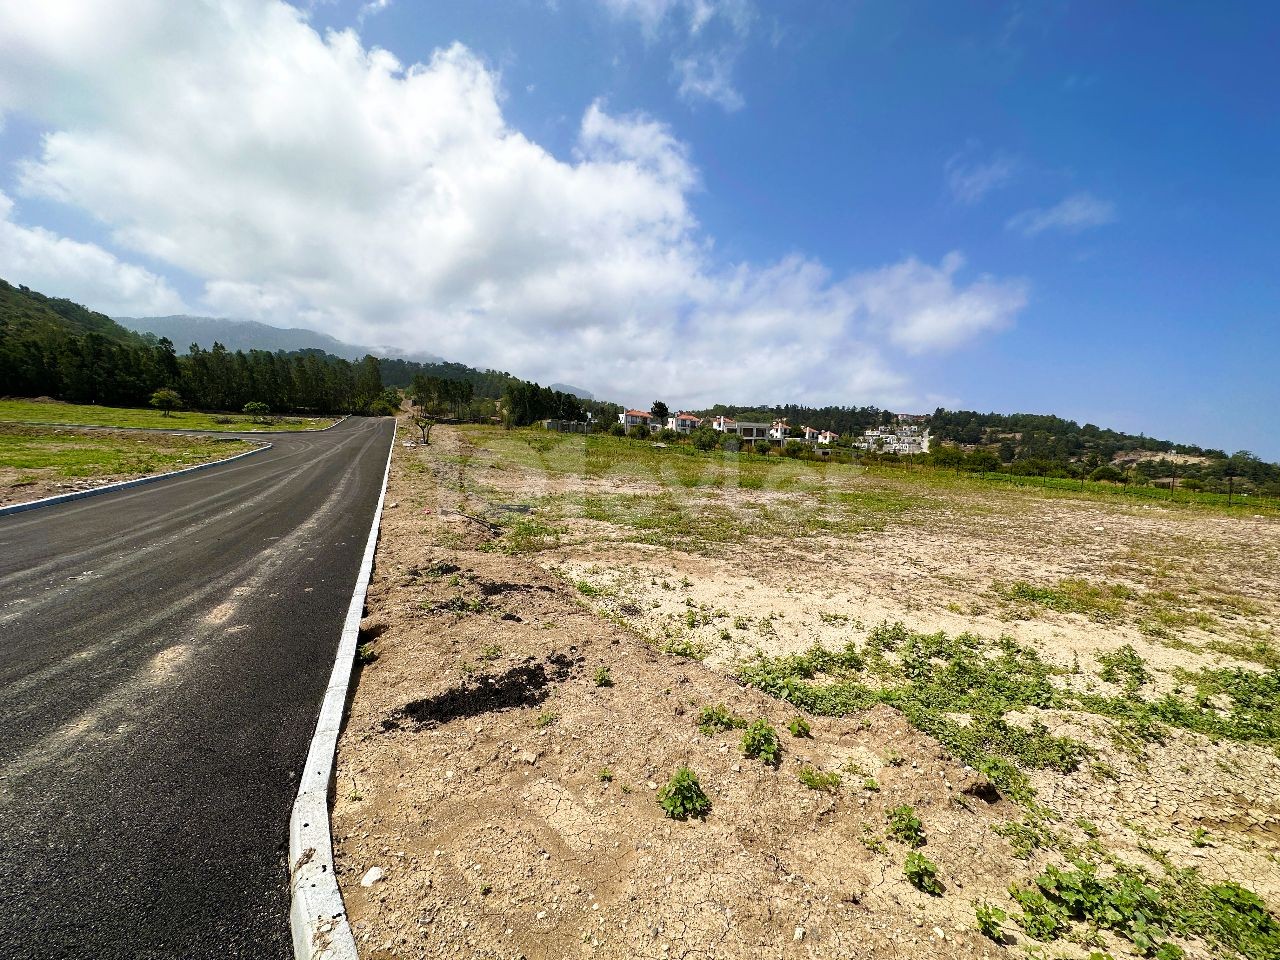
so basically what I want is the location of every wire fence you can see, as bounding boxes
[977,470,1279,514]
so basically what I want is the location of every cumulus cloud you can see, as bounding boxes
[850,252,1030,354]
[1007,192,1116,236]
[0,0,1026,407]
[0,191,186,316]
[944,145,1017,205]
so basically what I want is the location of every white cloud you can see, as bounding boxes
[944,145,1017,205]
[600,0,750,39]
[0,191,186,316]
[850,252,1030,354]
[1007,192,1116,236]
[0,0,1026,408]
[599,0,750,110]
[674,51,744,111]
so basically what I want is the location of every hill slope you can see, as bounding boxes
[1,278,146,346]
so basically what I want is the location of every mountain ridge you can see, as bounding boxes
[116,314,443,364]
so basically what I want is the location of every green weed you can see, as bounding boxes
[657,766,711,821]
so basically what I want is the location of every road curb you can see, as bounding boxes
[0,442,271,517]
[290,419,395,960]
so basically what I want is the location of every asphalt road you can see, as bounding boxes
[0,416,394,959]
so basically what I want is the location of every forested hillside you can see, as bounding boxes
[1,278,392,414]
[930,407,1280,493]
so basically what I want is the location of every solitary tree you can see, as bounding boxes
[411,413,434,444]
[650,401,671,424]
[243,401,271,423]
[149,388,183,417]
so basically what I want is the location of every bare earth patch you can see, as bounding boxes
[334,424,1280,960]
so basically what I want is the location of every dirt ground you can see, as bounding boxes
[332,423,1280,960]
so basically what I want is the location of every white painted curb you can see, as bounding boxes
[290,418,395,960]
[0,442,270,517]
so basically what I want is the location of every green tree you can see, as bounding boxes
[650,401,670,424]
[149,387,183,417]
[243,401,270,422]
[967,450,1000,474]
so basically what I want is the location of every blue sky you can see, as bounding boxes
[0,1,1277,457]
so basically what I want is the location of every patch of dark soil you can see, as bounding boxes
[385,652,582,730]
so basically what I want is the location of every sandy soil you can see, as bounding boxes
[333,424,1280,960]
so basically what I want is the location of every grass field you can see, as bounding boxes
[0,398,339,432]
[0,423,257,505]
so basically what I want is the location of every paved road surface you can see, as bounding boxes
[0,416,394,959]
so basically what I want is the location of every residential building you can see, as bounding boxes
[711,415,738,433]
[797,425,820,443]
[770,419,791,441]
[667,412,702,434]
[619,409,651,429]
[818,430,838,445]
[736,421,770,441]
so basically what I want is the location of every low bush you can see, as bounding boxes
[741,719,782,766]
[657,766,711,820]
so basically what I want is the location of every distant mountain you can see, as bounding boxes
[115,314,442,364]
[549,382,593,400]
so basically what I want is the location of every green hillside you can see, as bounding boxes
[0,279,146,346]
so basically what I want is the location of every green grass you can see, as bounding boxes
[737,620,1280,805]
[797,765,842,792]
[0,424,255,495]
[0,398,339,432]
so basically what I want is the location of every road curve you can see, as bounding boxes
[0,416,395,960]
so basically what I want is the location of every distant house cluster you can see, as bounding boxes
[853,414,930,455]
[601,408,930,456]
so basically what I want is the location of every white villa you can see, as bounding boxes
[667,412,702,434]
[711,416,768,441]
[619,409,652,430]
[770,419,791,441]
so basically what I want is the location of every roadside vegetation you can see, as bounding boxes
[0,398,338,432]
[0,422,255,504]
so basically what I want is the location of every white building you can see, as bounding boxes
[667,412,702,434]
[770,419,791,441]
[619,409,651,430]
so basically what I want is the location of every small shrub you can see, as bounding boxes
[657,766,711,820]
[863,777,880,792]
[576,580,601,597]
[598,767,614,782]
[975,902,1006,941]
[797,766,842,792]
[904,852,942,895]
[887,805,926,847]
[1098,643,1151,691]
[696,704,747,736]
[741,719,782,766]
[535,711,558,728]
[788,716,811,738]
[356,643,379,665]
[594,666,613,687]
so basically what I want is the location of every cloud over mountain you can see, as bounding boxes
[0,0,1027,407]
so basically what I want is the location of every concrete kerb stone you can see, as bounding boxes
[0,442,271,517]
[289,418,395,960]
